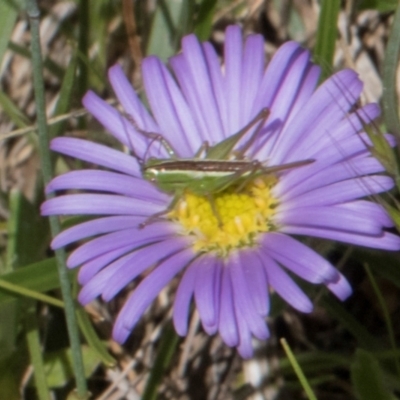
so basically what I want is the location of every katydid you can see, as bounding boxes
[125,108,314,225]
[143,158,314,195]
[139,108,313,193]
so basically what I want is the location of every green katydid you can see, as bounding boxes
[124,108,314,225]
[137,108,313,193]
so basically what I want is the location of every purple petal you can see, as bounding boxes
[284,64,320,126]
[194,255,219,329]
[79,237,189,304]
[326,273,352,300]
[203,42,228,136]
[78,244,134,284]
[278,156,384,200]
[241,34,265,123]
[305,103,381,154]
[281,227,400,250]
[102,237,190,301]
[108,64,159,132]
[169,54,210,146]
[82,91,147,153]
[282,176,394,208]
[229,252,269,340]
[241,249,269,316]
[41,194,165,217]
[201,259,222,335]
[275,205,383,235]
[178,33,224,142]
[261,233,339,284]
[254,41,303,111]
[142,56,194,156]
[273,69,363,163]
[218,265,239,347]
[112,248,195,343]
[260,252,313,313]
[67,222,175,268]
[235,305,254,359]
[224,25,243,132]
[50,137,140,176]
[278,104,381,192]
[337,201,394,228]
[275,133,373,196]
[173,262,198,336]
[46,170,168,202]
[51,216,143,249]
[257,49,312,159]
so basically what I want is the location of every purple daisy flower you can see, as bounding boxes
[41,25,400,358]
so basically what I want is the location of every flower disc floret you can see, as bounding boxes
[170,177,278,256]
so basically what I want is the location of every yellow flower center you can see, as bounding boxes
[168,176,278,257]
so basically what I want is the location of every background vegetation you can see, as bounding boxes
[1,0,400,399]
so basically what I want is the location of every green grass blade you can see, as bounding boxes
[8,41,65,79]
[141,324,180,400]
[364,263,400,378]
[1,187,50,368]
[313,0,340,81]
[49,52,78,140]
[351,349,397,400]
[0,90,29,128]
[42,346,101,389]
[0,279,63,308]
[358,0,398,12]
[383,3,400,138]
[77,0,89,100]
[353,250,400,290]
[26,312,51,400]
[0,356,21,400]
[26,0,89,396]
[0,0,21,66]
[146,0,185,60]
[7,189,50,270]
[0,305,17,362]
[321,296,381,351]
[279,351,350,374]
[280,338,317,400]
[0,258,60,305]
[76,308,116,368]
[194,0,216,40]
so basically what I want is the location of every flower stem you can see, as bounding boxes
[25,0,89,398]
[0,279,64,308]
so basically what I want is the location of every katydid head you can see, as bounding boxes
[142,158,161,182]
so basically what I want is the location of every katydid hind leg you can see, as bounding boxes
[205,108,270,160]
[235,109,271,159]
[261,159,315,174]
[234,161,264,192]
[206,158,313,194]
[194,141,210,158]
[205,161,262,194]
